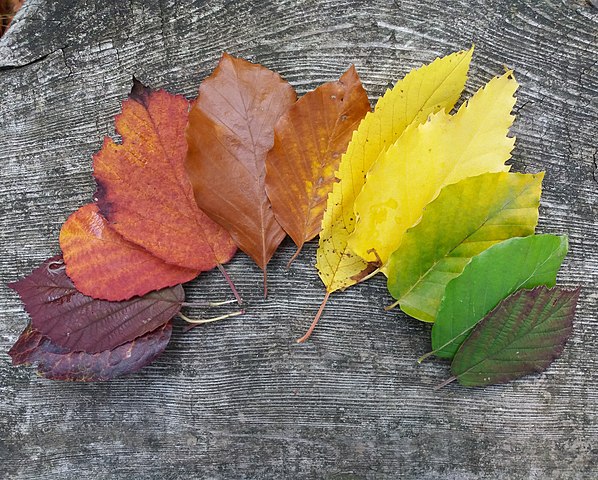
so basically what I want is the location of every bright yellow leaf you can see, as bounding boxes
[315,48,474,294]
[348,70,518,266]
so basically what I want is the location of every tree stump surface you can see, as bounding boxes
[1,1,597,478]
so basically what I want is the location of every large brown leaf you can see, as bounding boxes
[93,79,237,271]
[60,203,199,301]
[9,322,172,382]
[265,66,371,262]
[186,53,297,276]
[9,256,185,353]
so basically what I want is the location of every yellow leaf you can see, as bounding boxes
[315,48,474,294]
[348,70,518,266]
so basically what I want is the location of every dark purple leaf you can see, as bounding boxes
[9,256,184,353]
[9,322,172,382]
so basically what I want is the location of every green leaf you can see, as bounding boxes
[386,171,543,322]
[450,286,580,387]
[431,234,568,358]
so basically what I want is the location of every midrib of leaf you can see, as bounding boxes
[133,98,202,226]
[233,63,280,267]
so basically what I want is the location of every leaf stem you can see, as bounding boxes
[384,299,400,311]
[179,310,244,325]
[434,376,457,390]
[263,267,268,298]
[181,299,238,308]
[296,291,331,343]
[217,263,243,305]
[358,266,382,284]
[417,324,476,363]
[286,244,304,269]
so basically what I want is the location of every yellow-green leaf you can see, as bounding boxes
[316,48,474,294]
[348,70,518,265]
[386,171,543,323]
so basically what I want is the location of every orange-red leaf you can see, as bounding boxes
[186,53,297,272]
[93,79,237,271]
[9,322,172,382]
[59,204,198,301]
[265,66,371,259]
[9,256,185,353]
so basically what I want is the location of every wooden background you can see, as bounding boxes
[1,1,597,478]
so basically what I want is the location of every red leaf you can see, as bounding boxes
[9,322,172,382]
[186,53,297,274]
[93,79,237,271]
[265,66,370,261]
[60,203,199,301]
[9,256,184,353]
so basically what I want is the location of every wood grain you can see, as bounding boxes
[0,0,597,478]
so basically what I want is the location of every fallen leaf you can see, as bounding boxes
[265,66,370,262]
[9,256,185,353]
[93,79,237,272]
[316,48,473,295]
[186,53,297,282]
[449,286,579,387]
[386,171,543,322]
[9,322,173,382]
[430,234,568,359]
[349,70,518,265]
[60,203,199,301]
[299,49,473,342]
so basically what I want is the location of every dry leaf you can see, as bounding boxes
[186,53,297,288]
[94,80,237,272]
[265,66,370,263]
[60,204,199,301]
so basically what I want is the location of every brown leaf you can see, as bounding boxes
[93,79,237,272]
[265,66,371,262]
[186,53,297,276]
[9,256,185,353]
[9,322,172,382]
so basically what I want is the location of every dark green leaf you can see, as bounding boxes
[451,286,579,387]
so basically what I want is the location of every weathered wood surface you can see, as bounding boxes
[1,0,597,478]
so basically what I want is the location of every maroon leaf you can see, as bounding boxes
[9,322,172,382]
[9,256,185,353]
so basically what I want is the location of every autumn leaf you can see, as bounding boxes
[9,322,173,382]
[9,256,186,353]
[430,234,569,359]
[316,48,473,294]
[349,70,518,265]
[386,172,543,322]
[186,53,297,287]
[299,48,473,342]
[60,204,199,301]
[446,286,580,387]
[93,79,237,275]
[265,66,370,263]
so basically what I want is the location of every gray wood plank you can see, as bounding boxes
[0,0,597,478]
